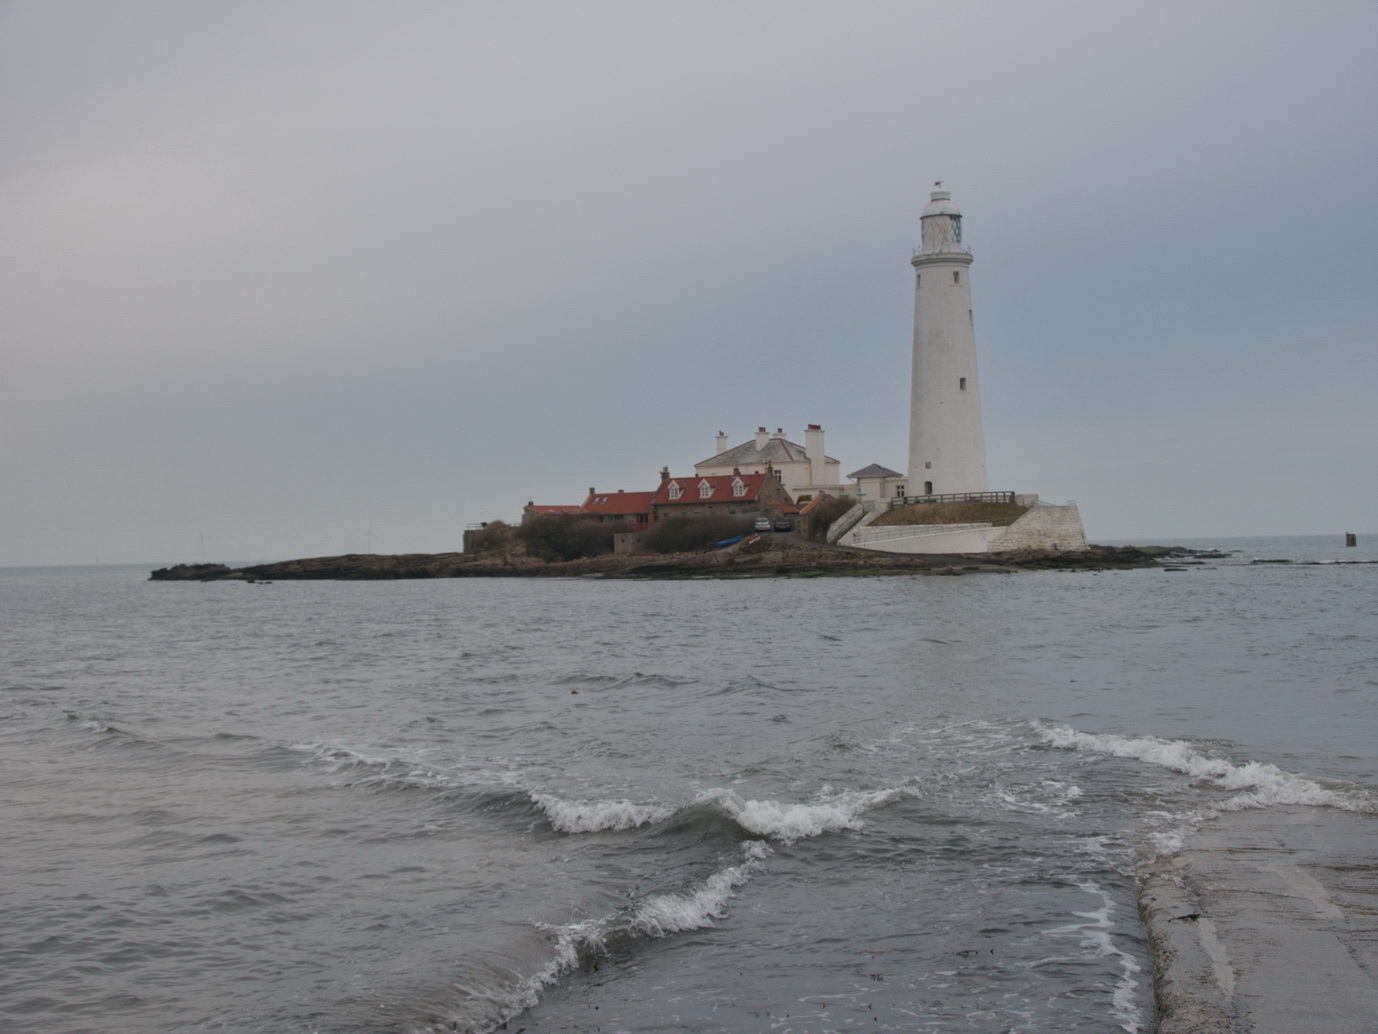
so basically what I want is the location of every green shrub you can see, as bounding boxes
[644,515,756,554]
[466,520,514,553]
[515,516,616,562]
[801,495,854,541]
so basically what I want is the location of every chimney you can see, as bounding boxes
[589,487,596,497]
[660,466,671,483]
[755,426,769,449]
[716,431,729,455]
[733,466,741,475]
[775,427,783,436]
[804,424,826,490]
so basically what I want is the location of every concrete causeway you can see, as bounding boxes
[1141,806,1378,1033]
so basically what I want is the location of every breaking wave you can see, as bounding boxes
[449,841,771,1034]
[530,793,675,833]
[1036,723,1377,814]
[694,786,906,842]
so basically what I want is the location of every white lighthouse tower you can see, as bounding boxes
[907,186,988,497]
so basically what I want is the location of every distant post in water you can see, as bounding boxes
[1345,532,1357,547]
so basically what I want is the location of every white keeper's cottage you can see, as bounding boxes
[694,425,846,500]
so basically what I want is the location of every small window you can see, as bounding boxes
[925,461,932,469]
[732,478,746,497]
[699,480,713,499]
[924,481,934,495]
[894,484,906,497]
[668,481,682,500]
[915,274,921,287]
[959,377,967,391]
[953,271,960,284]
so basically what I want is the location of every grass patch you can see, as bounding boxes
[869,501,1028,527]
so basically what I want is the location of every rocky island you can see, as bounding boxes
[150,536,1177,582]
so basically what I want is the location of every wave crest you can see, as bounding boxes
[1037,723,1376,814]
[530,793,674,833]
[696,786,905,842]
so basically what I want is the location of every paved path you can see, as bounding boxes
[1141,806,1378,1033]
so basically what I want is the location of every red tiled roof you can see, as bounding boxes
[653,473,772,507]
[581,490,657,516]
[524,504,586,516]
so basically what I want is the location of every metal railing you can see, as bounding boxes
[892,491,1016,507]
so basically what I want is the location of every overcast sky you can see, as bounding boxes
[3,1,1376,565]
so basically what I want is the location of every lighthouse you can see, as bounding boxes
[907,187,988,497]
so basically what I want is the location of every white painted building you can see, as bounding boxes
[695,425,844,500]
[847,463,907,503]
[907,187,988,496]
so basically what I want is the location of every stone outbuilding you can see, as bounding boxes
[579,489,656,531]
[522,502,586,523]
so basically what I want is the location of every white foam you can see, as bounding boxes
[530,793,674,833]
[698,786,904,842]
[1041,879,1145,1034]
[990,779,1084,818]
[1037,724,1376,814]
[288,742,460,791]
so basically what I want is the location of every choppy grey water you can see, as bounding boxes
[3,535,1376,1034]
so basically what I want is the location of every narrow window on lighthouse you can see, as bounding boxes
[915,274,921,287]
[953,271,960,283]
[959,377,967,391]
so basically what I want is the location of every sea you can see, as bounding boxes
[2,534,1375,1034]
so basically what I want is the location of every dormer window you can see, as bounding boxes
[732,478,746,497]
[668,481,682,500]
[698,480,714,499]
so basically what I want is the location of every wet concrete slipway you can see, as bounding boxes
[1142,806,1378,1033]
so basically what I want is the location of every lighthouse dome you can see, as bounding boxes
[922,189,960,218]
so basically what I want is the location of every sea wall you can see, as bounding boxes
[988,504,1088,554]
[845,522,1002,554]
[846,504,1089,556]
